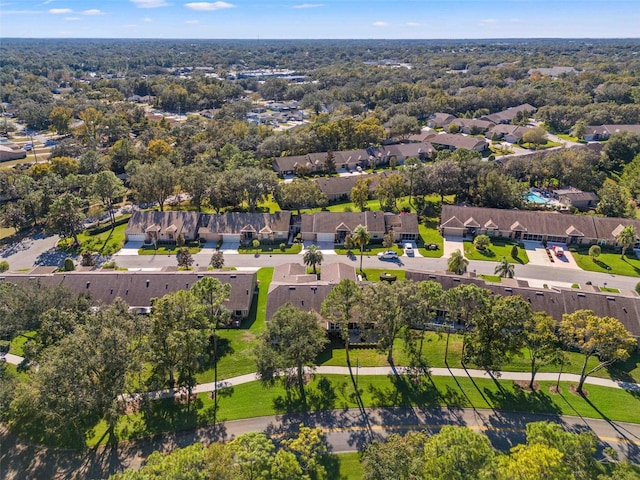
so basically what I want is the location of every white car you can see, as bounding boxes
[404,244,414,256]
[377,250,399,260]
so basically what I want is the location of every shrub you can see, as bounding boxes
[176,233,185,247]
[473,234,491,251]
[102,261,117,269]
[81,251,96,267]
[511,244,519,258]
[0,260,9,273]
[210,251,224,269]
[588,244,601,260]
[251,239,260,250]
[279,243,286,252]
[63,257,75,271]
[636,282,640,295]
[343,205,353,213]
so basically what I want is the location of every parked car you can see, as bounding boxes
[404,243,414,256]
[552,246,565,257]
[44,139,56,147]
[22,143,33,151]
[377,250,398,260]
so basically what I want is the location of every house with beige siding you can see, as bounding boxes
[198,212,291,245]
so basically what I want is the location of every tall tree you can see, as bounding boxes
[45,192,86,245]
[361,281,406,364]
[129,158,177,211]
[351,224,370,273]
[91,171,126,227]
[350,177,372,212]
[191,276,231,424]
[321,278,361,365]
[560,310,636,394]
[361,432,427,480]
[596,179,635,218]
[275,179,328,214]
[523,312,560,389]
[49,106,73,134]
[303,244,323,274]
[463,295,530,372]
[181,161,215,212]
[255,304,328,402]
[616,225,637,259]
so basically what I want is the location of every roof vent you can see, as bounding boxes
[110,289,113,295]
[453,278,460,282]
[504,288,512,292]
[607,296,615,301]
[289,286,296,290]
[230,274,237,278]
[86,282,90,289]
[146,280,150,287]
[577,293,586,298]
[536,292,544,296]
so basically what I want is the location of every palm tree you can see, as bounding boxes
[303,244,323,274]
[351,224,370,273]
[494,257,515,278]
[616,225,637,259]
[447,249,468,275]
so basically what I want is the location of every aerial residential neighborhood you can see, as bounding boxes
[2,15,640,479]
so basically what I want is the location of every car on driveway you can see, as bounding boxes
[404,243,414,256]
[377,250,398,260]
[552,246,565,257]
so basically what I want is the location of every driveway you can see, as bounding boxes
[0,232,61,270]
[443,235,465,258]
[113,241,143,256]
[302,240,336,255]
[219,241,240,254]
[523,241,581,270]
[547,243,581,270]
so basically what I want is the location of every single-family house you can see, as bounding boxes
[125,210,200,244]
[372,142,434,164]
[528,67,578,78]
[486,124,533,143]
[301,211,386,244]
[480,104,537,125]
[313,172,390,202]
[446,118,496,135]
[383,212,420,242]
[427,113,456,128]
[422,132,488,152]
[0,270,257,320]
[552,188,599,210]
[583,125,640,142]
[0,143,27,162]
[440,205,640,247]
[198,212,292,245]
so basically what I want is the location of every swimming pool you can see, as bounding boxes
[525,192,549,204]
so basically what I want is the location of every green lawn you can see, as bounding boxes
[58,222,128,256]
[9,330,36,357]
[521,141,562,150]
[360,269,407,282]
[570,246,640,277]
[417,221,444,257]
[238,243,302,254]
[479,275,502,283]
[89,374,640,446]
[336,452,362,480]
[319,331,640,383]
[138,245,202,255]
[0,226,15,241]
[463,239,529,264]
[556,134,582,142]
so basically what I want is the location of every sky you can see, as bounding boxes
[1,0,639,39]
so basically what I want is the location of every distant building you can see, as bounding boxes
[552,188,599,211]
[480,104,537,125]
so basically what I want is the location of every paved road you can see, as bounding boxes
[2,408,638,479]
[0,231,60,270]
[110,250,640,292]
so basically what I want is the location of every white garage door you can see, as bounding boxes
[317,233,335,243]
[223,234,242,242]
[127,234,145,242]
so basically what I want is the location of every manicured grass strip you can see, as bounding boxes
[418,221,444,258]
[360,269,406,282]
[570,246,640,278]
[58,221,129,256]
[463,239,529,264]
[335,452,362,480]
[318,332,640,383]
[92,375,640,446]
[479,275,502,283]
[238,243,302,254]
[138,245,202,255]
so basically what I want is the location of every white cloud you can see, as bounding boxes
[185,2,235,11]
[131,0,169,8]
[143,16,153,22]
[292,3,323,8]
[479,18,497,26]
[83,9,104,15]
[49,8,72,14]
[185,19,199,24]
[372,21,389,27]
[65,16,80,20]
